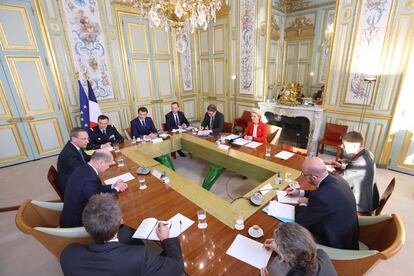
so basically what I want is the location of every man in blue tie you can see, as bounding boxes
[130,107,158,139]
[57,127,91,196]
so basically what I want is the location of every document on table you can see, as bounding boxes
[104,172,135,185]
[259,183,273,196]
[132,213,194,241]
[325,164,336,172]
[151,169,162,179]
[244,141,262,148]
[266,200,295,223]
[232,138,251,146]
[274,150,295,160]
[224,134,240,140]
[277,191,302,204]
[226,234,272,269]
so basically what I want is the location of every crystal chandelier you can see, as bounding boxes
[114,0,225,52]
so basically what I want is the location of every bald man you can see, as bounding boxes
[287,157,359,250]
[60,149,128,228]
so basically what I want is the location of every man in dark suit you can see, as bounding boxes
[57,127,91,196]
[87,114,124,149]
[287,157,359,250]
[332,131,379,213]
[130,106,158,139]
[165,102,190,157]
[201,104,225,134]
[60,150,128,228]
[61,193,184,276]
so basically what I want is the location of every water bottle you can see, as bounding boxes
[275,170,282,185]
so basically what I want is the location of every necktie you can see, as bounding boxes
[210,116,214,130]
[102,129,106,135]
[141,120,145,127]
[175,114,179,127]
[79,149,85,163]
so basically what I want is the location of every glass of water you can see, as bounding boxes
[197,209,207,229]
[138,176,147,190]
[285,171,292,184]
[235,215,245,230]
[265,145,271,157]
[113,144,120,153]
[116,155,125,167]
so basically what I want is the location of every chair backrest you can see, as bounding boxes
[281,144,308,156]
[375,178,396,216]
[162,123,167,131]
[15,200,92,259]
[233,111,252,129]
[267,125,282,145]
[324,123,348,142]
[47,166,63,201]
[223,122,233,133]
[123,127,132,141]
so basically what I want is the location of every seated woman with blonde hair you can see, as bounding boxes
[261,222,337,276]
[243,108,268,143]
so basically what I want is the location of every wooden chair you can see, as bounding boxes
[281,144,308,156]
[233,111,251,132]
[123,127,132,141]
[267,125,282,145]
[375,178,396,216]
[162,123,167,131]
[47,166,63,201]
[316,123,348,161]
[318,214,405,276]
[15,200,91,259]
[223,122,233,133]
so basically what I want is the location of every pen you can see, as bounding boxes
[179,220,182,233]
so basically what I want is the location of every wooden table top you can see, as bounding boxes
[99,133,308,275]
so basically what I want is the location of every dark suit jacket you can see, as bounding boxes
[60,236,184,276]
[296,174,359,250]
[268,249,337,276]
[200,111,225,133]
[87,125,124,149]
[60,164,117,228]
[57,142,91,196]
[130,117,157,138]
[165,111,190,131]
[341,149,379,212]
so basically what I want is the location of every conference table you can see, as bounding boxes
[99,132,308,275]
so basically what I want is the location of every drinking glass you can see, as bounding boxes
[285,171,292,183]
[265,145,271,157]
[138,176,147,190]
[197,209,207,229]
[113,144,120,153]
[235,215,245,230]
[116,155,125,167]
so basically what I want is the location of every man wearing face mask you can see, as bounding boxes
[332,131,379,213]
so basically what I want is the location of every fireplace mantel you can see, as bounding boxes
[258,102,323,155]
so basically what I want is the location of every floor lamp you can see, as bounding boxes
[358,76,376,132]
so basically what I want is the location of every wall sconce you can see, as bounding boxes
[322,23,334,49]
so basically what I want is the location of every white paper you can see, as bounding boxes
[151,170,162,179]
[226,234,272,269]
[267,200,295,221]
[104,172,135,185]
[198,130,211,136]
[325,165,336,172]
[218,144,230,151]
[168,213,194,238]
[224,134,240,140]
[232,138,251,146]
[259,183,273,195]
[274,150,295,160]
[277,191,301,204]
[132,218,159,240]
[151,138,163,143]
[245,141,262,149]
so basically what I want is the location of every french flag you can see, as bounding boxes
[87,80,102,128]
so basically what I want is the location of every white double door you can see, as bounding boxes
[0,1,69,167]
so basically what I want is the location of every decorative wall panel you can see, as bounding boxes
[180,27,193,91]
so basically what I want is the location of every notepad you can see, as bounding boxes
[325,165,336,172]
[132,213,194,241]
[263,200,295,223]
[244,141,262,148]
[277,191,301,204]
[104,172,135,185]
[232,138,251,146]
[274,150,295,160]
[226,234,272,269]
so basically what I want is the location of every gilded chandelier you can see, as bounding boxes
[114,0,225,52]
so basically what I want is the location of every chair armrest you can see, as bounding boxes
[34,226,90,238]
[316,244,378,260]
[31,200,63,211]
[358,214,391,226]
